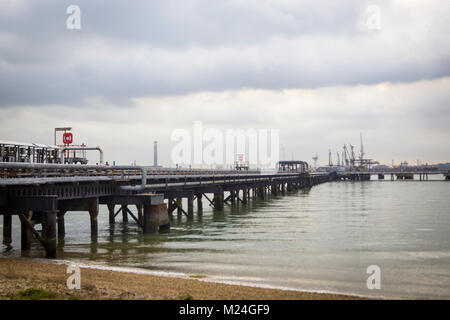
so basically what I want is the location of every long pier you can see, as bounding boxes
[0,163,334,258]
[337,169,450,181]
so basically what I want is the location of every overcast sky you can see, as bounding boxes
[0,0,449,166]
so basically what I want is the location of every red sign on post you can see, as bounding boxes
[62,132,73,144]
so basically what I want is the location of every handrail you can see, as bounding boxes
[0,162,315,192]
[0,162,146,192]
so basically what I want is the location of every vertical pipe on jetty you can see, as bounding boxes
[136,205,143,227]
[44,211,57,259]
[187,196,194,219]
[57,211,66,239]
[3,214,12,246]
[196,194,203,212]
[271,184,277,196]
[143,205,159,234]
[242,188,248,204]
[158,204,170,232]
[176,198,183,218]
[19,211,32,251]
[213,192,224,210]
[88,198,99,238]
[167,198,175,217]
[107,204,115,224]
[121,204,128,223]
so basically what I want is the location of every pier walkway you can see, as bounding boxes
[0,162,333,258]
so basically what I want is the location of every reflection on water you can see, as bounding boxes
[2,178,450,299]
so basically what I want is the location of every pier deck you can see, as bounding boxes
[0,162,333,258]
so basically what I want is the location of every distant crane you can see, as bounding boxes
[342,144,356,169]
[334,134,378,171]
[343,145,349,166]
[349,144,356,163]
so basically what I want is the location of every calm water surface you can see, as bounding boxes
[2,177,450,299]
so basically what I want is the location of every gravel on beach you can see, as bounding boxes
[0,258,361,300]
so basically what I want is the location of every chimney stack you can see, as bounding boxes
[153,141,158,167]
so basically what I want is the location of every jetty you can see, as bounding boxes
[0,162,333,258]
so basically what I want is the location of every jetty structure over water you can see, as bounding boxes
[1,132,448,259]
[0,159,333,259]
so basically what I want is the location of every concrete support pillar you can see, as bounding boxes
[107,204,115,224]
[143,205,159,235]
[121,204,128,223]
[281,183,286,194]
[142,204,170,234]
[57,211,66,239]
[187,196,194,219]
[20,211,33,251]
[88,198,99,237]
[3,214,12,246]
[44,211,57,259]
[196,194,203,212]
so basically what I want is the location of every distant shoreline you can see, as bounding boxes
[0,258,365,300]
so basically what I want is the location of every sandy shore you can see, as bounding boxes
[0,258,362,300]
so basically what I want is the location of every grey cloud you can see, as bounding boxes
[0,0,449,107]
[1,1,366,48]
[0,78,449,165]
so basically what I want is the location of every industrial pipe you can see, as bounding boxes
[113,166,147,192]
[0,162,146,192]
[60,146,104,164]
